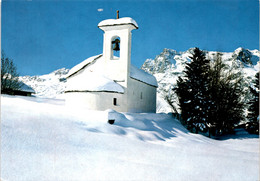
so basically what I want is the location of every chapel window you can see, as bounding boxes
[113,98,117,106]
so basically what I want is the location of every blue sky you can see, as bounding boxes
[2,0,259,76]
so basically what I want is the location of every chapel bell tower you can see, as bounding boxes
[98,11,138,87]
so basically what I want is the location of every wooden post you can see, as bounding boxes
[117,10,119,19]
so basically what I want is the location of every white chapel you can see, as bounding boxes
[65,14,157,113]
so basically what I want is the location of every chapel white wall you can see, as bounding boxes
[127,78,157,113]
[66,92,128,112]
[66,75,157,113]
[65,62,128,112]
[101,25,134,88]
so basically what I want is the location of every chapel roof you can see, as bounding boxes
[65,72,125,93]
[130,65,158,87]
[66,54,102,78]
[66,55,158,92]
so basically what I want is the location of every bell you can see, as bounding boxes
[113,42,120,51]
[112,38,120,51]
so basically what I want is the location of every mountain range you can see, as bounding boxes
[141,47,259,113]
[19,47,259,112]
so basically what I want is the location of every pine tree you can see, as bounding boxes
[248,72,259,122]
[209,53,245,135]
[175,77,193,128]
[176,50,246,136]
[176,47,211,133]
[246,72,259,134]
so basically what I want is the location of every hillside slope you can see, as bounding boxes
[19,68,69,98]
[1,95,259,181]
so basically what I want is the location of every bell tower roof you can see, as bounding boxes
[98,17,138,30]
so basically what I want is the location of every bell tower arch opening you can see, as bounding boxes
[111,36,120,60]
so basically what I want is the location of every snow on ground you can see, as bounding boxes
[1,95,259,181]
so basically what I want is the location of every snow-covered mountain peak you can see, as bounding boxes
[20,68,70,98]
[232,47,259,65]
[52,68,70,76]
[161,48,178,56]
[40,68,69,79]
[141,48,191,75]
[181,47,196,55]
[234,47,244,53]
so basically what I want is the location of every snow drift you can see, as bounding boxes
[1,95,259,181]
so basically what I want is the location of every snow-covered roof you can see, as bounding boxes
[67,54,102,78]
[130,65,158,87]
[5,79,35,93]
[66,72,124,93]
[66,54,157,92]
[98,17,138,29]
[20,82,35,93]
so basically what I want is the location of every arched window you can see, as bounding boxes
[111,36,120,59]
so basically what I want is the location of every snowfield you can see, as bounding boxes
[1,95,259,181]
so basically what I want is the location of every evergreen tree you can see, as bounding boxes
[246,72,259,134]
[175,77,193,128]
[176,50,246,136]
[208,53,245,135]
[176,48,211,133]
[247,72,259,122]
